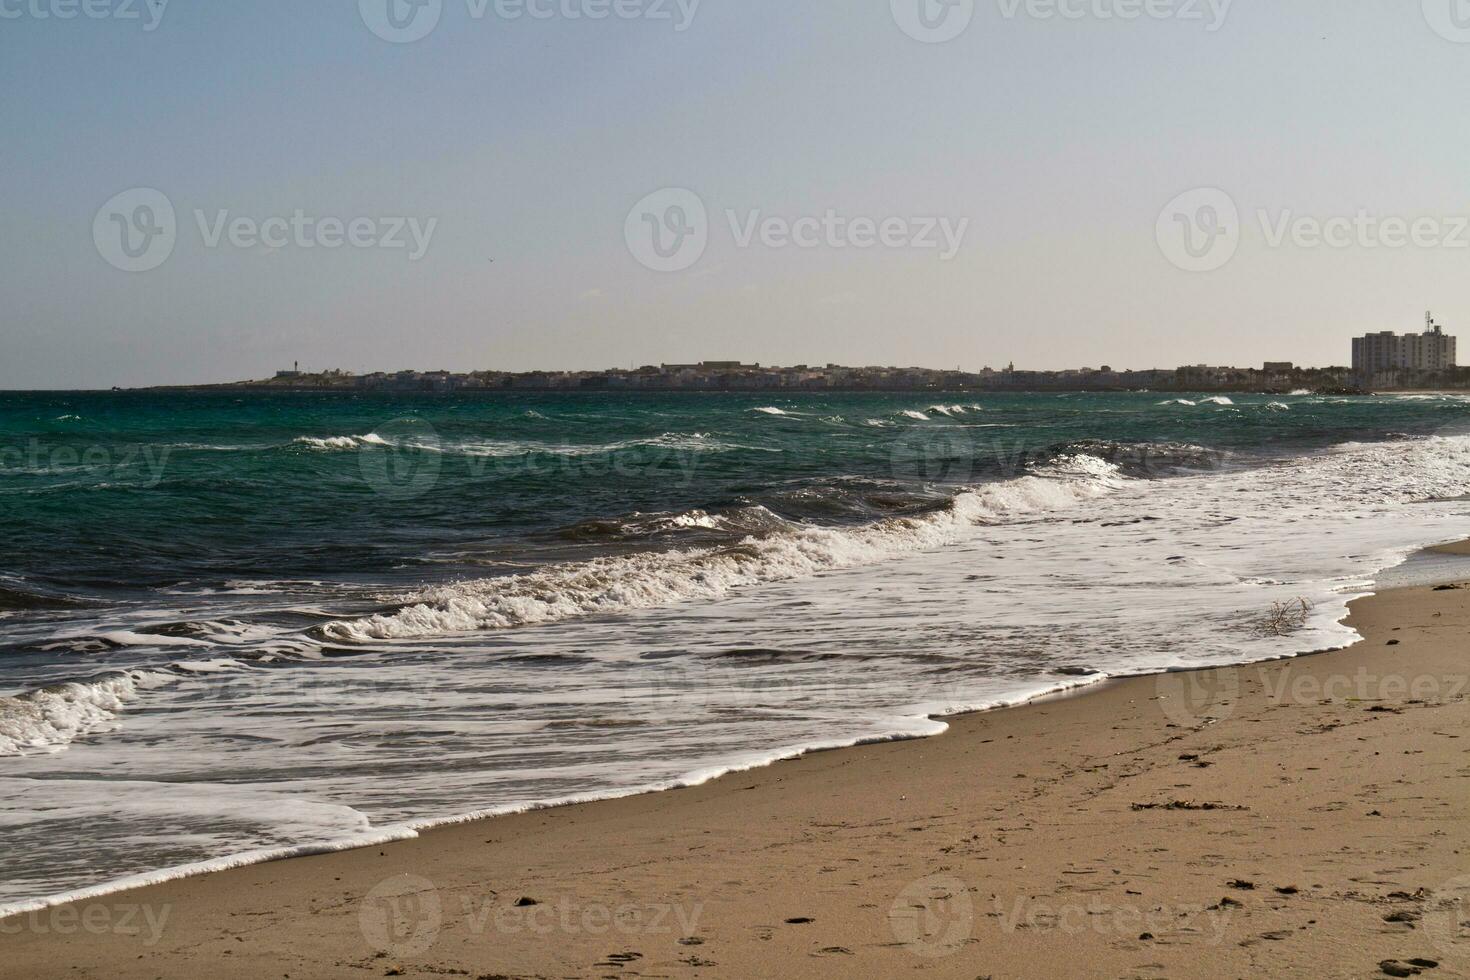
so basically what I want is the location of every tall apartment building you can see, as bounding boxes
[1352,313,1457,375]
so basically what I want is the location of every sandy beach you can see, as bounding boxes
[5,576,1470,979]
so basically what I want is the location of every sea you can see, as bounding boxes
[4,388,1470,913]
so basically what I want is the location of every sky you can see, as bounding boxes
[5,1,1470,388]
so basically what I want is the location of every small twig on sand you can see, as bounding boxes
[1261,597,1313,636]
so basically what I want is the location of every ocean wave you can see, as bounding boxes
[1160,397,1234,408]
[0,583,89,612]
[900,409,930,421]
[292,434,390,451]
[1048,441,1226,478]
[0,672,164,756]
[463,433,759,457]
[752,406,789,416]
[1264,402,1291,411]
[321,457,1124,642]
[294,432,754,458]
[558,506,773,541]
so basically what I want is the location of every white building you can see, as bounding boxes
[1352,313,1457,376]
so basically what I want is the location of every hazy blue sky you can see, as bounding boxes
[5,1,1470,387]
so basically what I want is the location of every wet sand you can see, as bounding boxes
[5,582,1470,979]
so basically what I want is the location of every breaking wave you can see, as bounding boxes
[322,455,1125,642]
[292,434,390,451]
[0,672,165,756]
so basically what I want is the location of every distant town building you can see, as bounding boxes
[1353,313,1457,376]
[1263,362,1294,373]
[230,359,1360,395]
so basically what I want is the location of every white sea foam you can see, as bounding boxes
[752,406,789,416]
[14,433,1470,917]
[1264,402,1291,411]
[0,672,166,756]
[0,669,1106,919]
[1161,396,1235,407]
[323,457,1124,641]
[900,409,930,421]
[292,433,390,451]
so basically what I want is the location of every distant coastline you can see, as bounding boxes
[110,358,1394,396]
[126,382,1366,396]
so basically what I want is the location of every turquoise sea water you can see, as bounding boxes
[4,389,1470,911]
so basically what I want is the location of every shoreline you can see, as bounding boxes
[6,557,1470,976]
[0,670,1124,922]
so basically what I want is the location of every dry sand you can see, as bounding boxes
[5,582,1470,979]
